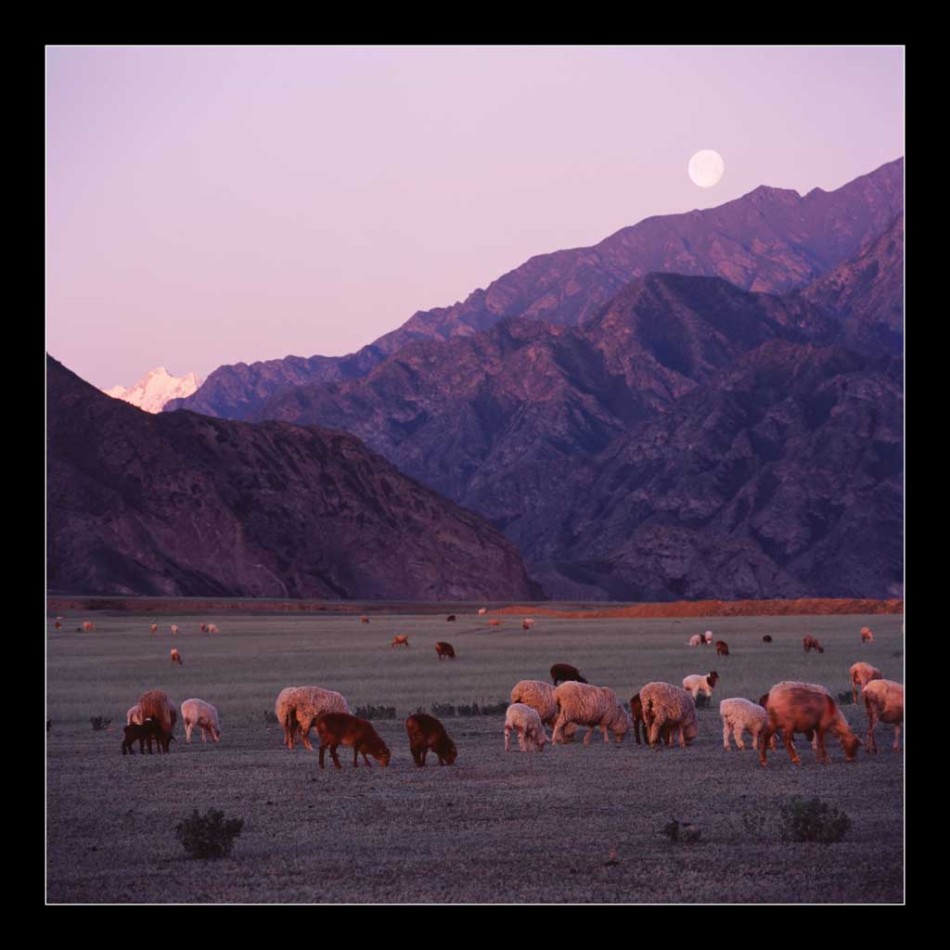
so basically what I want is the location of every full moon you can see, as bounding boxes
[688,149,725,188]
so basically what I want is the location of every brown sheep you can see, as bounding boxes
[405,713,457,766]
[137,690,177,753]
[762,635,773,643]
[759,681,861,766]
[550,663,587,686]
[715,640,730,657]
[850,661,883,704]
[360,615,370,624]
[149,623,158,634]
[170,647,183,665]
[860,626,875,643]
[446,614,457,622]
[863,679,903,754]
[435,641,456,660]
[315,713,391,769]
[803,635,824,654]
[82,621,96,632]
[121,718,163,755]
[522,618,535,630]
[391,634,410,648]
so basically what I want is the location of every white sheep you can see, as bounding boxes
[477,608,487,616]
[682,671,719,700]
[170,647,183,665]
[504,703,548,752]
[703,630,713,645]
[181,698,222,743]
[639,682,698,748]
[849,661,883,704]
[170,624,179,635]
[126,704,143,725]
[207,623,219,634]
[510,681,578,741]
[687,633,703,647]
[719,697,776,751]
[275,686,351,751]
[862,679,903,754]
[149,623,158,634]
[550,682,631,746]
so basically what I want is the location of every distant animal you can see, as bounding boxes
[860,626,875,643]
[137,690,177,753]
[550,663,587,686]
[802,635,824,654]
[639,682,698,749]
[759,681,861,766]
[360,616,370,624]
[181,698,222,743]
[687,634,703,647]
[551,682,630,746]
[275,686,351,751]
[121,718,163,755]
[762,635,773,643]
[200,623,208,632]
[862,679,903,754]
[405,713,457,766]
[82,621,95,632]
[446,614,456,622]
[703,631,713,645]
[715,640,730,657]
[149,623,158,634]
[170,624,179,636]
[315,712,391,769]
[170,648,183,665]
[435,641,456,660]
[849,661,883,704]
[391,634,410,648]
[477,608,487,616]
[53,621,62,630]
[510,680,576,741]
[522,618,535,630]
[682,671,719,700]
[207,623,219,633]
[488,620,502,627]
[504,703,548,753]
[719,697,776,752]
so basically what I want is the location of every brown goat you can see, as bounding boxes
[170,648,183,665]
[121,718,164,755]
[435,641,456,660]
[715,640,730,656]
[550,663,587,686]
[802,635,825,654]
[391,634,410,648]
[82,621,96,632]
[315,713,391,769]
[405,713,457,766]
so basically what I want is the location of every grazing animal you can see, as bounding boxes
[488,620,503,627]
[510,680,577,741]
[504,703,548,752]
[137,690,178,753]
[802,635,824,653]
[126,704,143,725]
[121,718,163,755]
[170,624,179,636]
[82,621,96,632]
[149,623,158,634]
[522,618,535,630]
[477,608,487,616]
[860,626,875,643]
[405,713,457,766]
[759,681,861,766]
[687,633,703,647]
[315,712,391,769]
[715,640,730,657]
[550,663,587,686]
[170,647,183,665]
[762,635,773,643]
[360,615,370,624]
[391,634,410,648]
[551,682,630,746]
[703,631,713,645]
[446,614,456,622]
[863,679,903,754]
[207,623,219,633]
[639,682,698,749]
[181,698,222,743]
[275,686,351,751]
[200,623,208,632]
[435,641,456,660]
[719,697,776,751]
[54,621,62,630]
[682,671,719,700]
[849,661,883,704]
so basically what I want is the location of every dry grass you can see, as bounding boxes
[46,610,904,903]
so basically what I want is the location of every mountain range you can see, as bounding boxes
[105,366,202,414]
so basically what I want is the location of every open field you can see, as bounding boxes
[47,609,904,904]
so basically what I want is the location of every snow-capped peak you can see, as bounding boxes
[103,367,202,413]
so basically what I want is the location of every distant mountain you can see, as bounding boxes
[167,158,903,420]
[105,366,202,413]
[48,356,539,601]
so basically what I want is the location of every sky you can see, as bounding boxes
[46,45,905,390]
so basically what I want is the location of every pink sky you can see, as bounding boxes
[46,46,904,390]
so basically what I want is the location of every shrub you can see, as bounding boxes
[262,709,279,724]
[779,797,851,844]
[90,716,110,731]
[354,704,397,720]
[176,808,244,860]
[661,818,701,844]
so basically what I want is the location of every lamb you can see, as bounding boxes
[121,718,163,755]
[849,661,883,704]
[510,680,577,741]
[860,626,875,643]
[802,635,824,653]
[181,698,222,743]
[82,621,95,632]
[550,663,587,686]
[275,686,351,751]
[759,681,861,766]
[550,682,630,746]
[149,623,158,634]
[170,647,183,665]
[715,640,730,657]
[703,631,713,645]
[863,679,903,754]
[504,703,548,752]
[639,682,698,749]
[405,713,457,766]
[435,641,456,659]
[522,618,535,630]
[687,633,703,647]
[391,634,410,648]
[137,690,178,753]
[315,712,391,769]
[682,671,719,700]
[170,624,179,636]
[719,697,776,752]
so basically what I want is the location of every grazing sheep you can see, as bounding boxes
[703,631,713,645]
[762,635,773,643]
[850,661,883,704]
[170,624,179,636]
[504,703,548,752]
[315,712,391,769]
[687,633,703,647]
[446,614,456,622]
[137,690,177,753]
[550,663,587,686]
[121,718,163,755]
[803,635,824,653]
[200,623,208,632]
[170,647,183,665]
[391,634,410,648]
[477,608,487,616]
[639,682,698,749]
[715,640,730,657]
[275,686,351,751]
[863,679,903,754]
[54,621,62,629]
[207,623,219,634]
[181,698,222,743]
[435,641,456,660]
[405,713,457,766]
[522,618,535,630]
[682,671,719,700]
[719,697,776,752]
[149,623,158,634]
[759,681,861,766]
[551,682,630,746]
[360,615,370,624]
[860,626,875,643]
[510,680,577,741]
[82,621,96,632]
[488,620,503,627]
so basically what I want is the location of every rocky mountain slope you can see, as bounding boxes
[48,356,538,600]
[105,366,203,413]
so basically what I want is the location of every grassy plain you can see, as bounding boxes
[46,609,904,904]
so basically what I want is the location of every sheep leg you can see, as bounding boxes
[329,743,342,769]
[200,725,207,743]
[722,720,732,750]
[582,726,594,746]
[184,722,193,743]
[733,723,746,751]
[318,743,328,769]
[504,726,511,753]
[298,716,315,752]
[814,727,830,765]
[851,681,859,705]
[518,729,528,753]
[893,724,901,752]
[677,724,686,749]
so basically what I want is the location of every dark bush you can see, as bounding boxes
[779,797,851,844]
[176,808,244,860]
